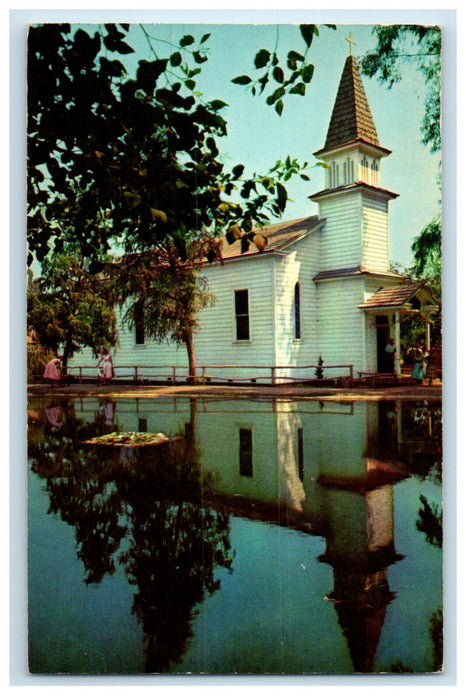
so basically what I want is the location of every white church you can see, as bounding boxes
[78,49,437,384]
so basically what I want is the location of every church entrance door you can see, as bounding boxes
[376,316,390,372]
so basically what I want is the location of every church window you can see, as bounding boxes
[294,282,301,339]
[134,300,145,345]
[361,156,369,182]
[235,289,250,340]
[371,160,379,185]
[331,161,339,188]
[239,428,253,477]
[344,157,353,184]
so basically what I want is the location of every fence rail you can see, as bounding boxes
[63,363,354,387]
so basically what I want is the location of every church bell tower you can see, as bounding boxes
[310,37,399,274]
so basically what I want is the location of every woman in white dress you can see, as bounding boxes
[97,349,114,385]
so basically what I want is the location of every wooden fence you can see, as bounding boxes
[65,363,355,387]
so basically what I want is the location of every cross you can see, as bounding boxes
[345,31,356,56]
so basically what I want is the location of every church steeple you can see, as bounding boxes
[310,44,399,275]
[323,54,381,152]
[312,46,394,192]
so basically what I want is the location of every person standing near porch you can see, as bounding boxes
[384,338,396,373]
[411,344,425,383]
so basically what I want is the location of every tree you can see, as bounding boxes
[109,238,219,381]
[231,24,336,115]
[27,23,315,378]
[360,25,442,337]
[360,25,441,154]
[27,251,118,370]
[27,23,308,266]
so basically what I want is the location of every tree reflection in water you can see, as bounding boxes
[28,396,442,674]
[29,398,233,672]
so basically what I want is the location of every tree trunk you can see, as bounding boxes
[184,331,197,384]
[61,334,74,373]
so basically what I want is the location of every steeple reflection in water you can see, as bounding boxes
[28,396,442,674]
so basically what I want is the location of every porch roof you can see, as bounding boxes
[359,283,438,310]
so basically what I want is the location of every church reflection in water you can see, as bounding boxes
[28,396,442,674]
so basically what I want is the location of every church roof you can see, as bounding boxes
[315,54,383,155]
[314,266,404,282]
[219,215,322,260]
[359,283,437,309]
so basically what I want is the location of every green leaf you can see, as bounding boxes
[275,99,284,116]
[180,35,195,47]
[209,99,228,111]
[302,63,315,83]
[288,50,305,62]
[289,82,306,96]
[193,51,208,64]
[273,66,284,83]
[232,164,245,179]
[232,75,252,85]
[266,86,285,105]
[300,24,315,47]
[254,49,271,69]
[276,182,287,210]
[200,33,211,44]
[170,51,182,67]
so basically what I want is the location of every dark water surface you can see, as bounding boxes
[27,396,442,675]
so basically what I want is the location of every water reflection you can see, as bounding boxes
[28,396,442,674]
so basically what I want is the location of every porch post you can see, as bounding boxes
[425,320,431,352]
[395,310,401,377]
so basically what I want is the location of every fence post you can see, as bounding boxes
[349,365,353,387]
[201,366,206,384]
[134,366,138,383]
[172,367,177,385]
[270,367,276,385]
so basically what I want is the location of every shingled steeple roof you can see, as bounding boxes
[321,54,380,152]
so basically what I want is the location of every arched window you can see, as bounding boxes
[294,282,301,340]
[361,156,369,182]
[134,300,145,345]
[331,161,339,188]
[344,157,353,184]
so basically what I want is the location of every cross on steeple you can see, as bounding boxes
[345,31,356,56]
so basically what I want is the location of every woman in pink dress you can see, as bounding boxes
[43,358,62,387]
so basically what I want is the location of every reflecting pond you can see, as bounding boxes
[27,396,443,675]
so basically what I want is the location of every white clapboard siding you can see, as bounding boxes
[272,235,321,372]
[316,276,366,373]
[361,194,389,270]
[74,255,277,379]
[193,255,277,378]
[317,191,362,269]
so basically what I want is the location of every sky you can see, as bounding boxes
[15,9,449,269]
[117,20,441,268]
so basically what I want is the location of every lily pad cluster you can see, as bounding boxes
[83,431,169,447]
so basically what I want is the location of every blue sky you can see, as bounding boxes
[118,21,441,268]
